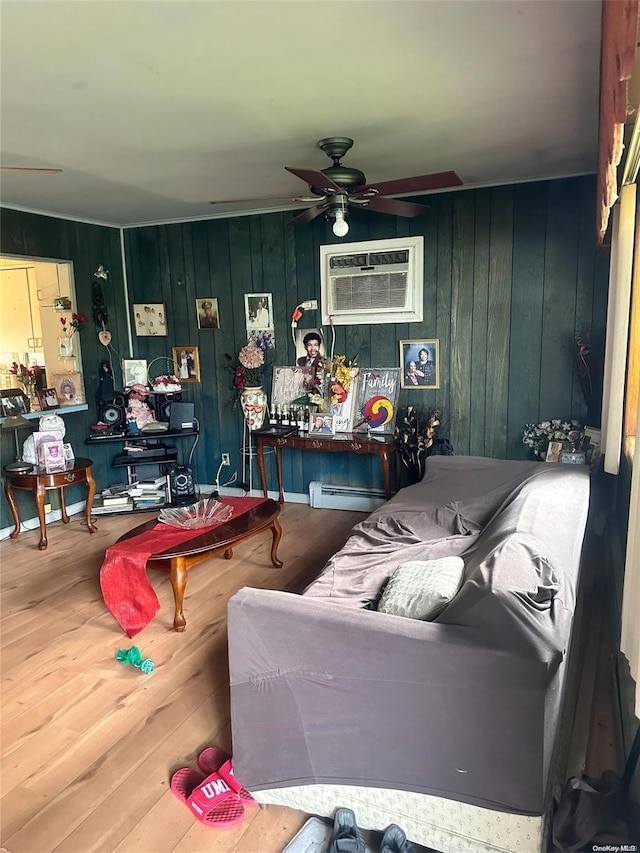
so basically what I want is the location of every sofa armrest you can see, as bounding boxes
[228,586,551,815]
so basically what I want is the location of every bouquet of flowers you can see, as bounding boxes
[522,418,583,457]
[9,362,41,399]
[60,313,88,337]
[323,354,358,405]
[226,343,266,396]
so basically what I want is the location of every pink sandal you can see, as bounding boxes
[198,746,259,806]
[170,766,245,827]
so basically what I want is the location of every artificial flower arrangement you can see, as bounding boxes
[9,362,41,382]
[394,406,453,484]
[225,340,269,399]
[152,373,182,392]
[60,313,89,337]
[522,419,583,458]
[325,354,358,405]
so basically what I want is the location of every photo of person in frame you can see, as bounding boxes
[295,329,325,378]
[196,298,219,330]
[245,293,273,330]
[399,339,440,390]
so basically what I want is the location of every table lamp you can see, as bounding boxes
[1,414,34,474]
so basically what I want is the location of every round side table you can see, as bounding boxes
[3,456,98,550]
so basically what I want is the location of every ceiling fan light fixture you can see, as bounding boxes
[332,208,349,237]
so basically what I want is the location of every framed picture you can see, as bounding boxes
[132,303,167,337]
[244,293,274,330]
[196,297,220,330]
[37,388,60,410]
[122,359,148,388]
[399,339,440,389]
[295,328,325,379]
[52,372,84,406]
[38,439,66,473]
[309,413,335,435]
[63,442,75,462]
[353,368,401,433]
[173,346,200,383]
[545,440,563,463]
[584,426,602,473]
[0,389,30,416]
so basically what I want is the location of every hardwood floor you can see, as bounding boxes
[1,503,366,853]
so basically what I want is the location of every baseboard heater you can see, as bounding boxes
[308,481,387,512]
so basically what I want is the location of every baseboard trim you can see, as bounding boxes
[1,500,87,541]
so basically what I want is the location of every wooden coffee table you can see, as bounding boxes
[116,498,282,632]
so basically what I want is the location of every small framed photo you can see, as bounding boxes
[122,359,148,388]
[37,388,60,410]
[173,346,200,383]
[545,440,563,463]
[244,293,274,330]
[63,442,75,462]
[196,297,220,330]
[399,339,440,389]
[132,303,167,337]
[0,389,30,416]
[39,440,66,473]
[309,413,335,435]
[52,373,84,406]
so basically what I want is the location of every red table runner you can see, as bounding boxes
[100,497,265,637]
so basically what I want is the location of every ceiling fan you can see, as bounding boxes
[0,166,62,174]
[210,137,462,236]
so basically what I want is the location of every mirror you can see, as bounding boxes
[0,256,86,412]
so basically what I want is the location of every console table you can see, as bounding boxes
[3,457,98,550]
[255,430,400,503]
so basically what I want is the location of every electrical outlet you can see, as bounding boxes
[44,503,52,515]
[221,453,230,466]
[301,299,318,310]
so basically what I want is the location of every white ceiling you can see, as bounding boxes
[0,0,602,228]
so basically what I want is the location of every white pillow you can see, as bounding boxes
[377,557,465,620]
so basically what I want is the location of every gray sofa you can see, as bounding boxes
[227,456,591,852]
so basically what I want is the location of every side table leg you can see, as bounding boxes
[35,480,48,550]
[59,487,70,523]
[168,556,188,632]
[270,516,283,568]
[381,450,392,499]
[256,441,268,498]
[85,466,98,533]
[274,445,284,503]
[4,481,21,539]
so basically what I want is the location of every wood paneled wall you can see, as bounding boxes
[1,175,611,516]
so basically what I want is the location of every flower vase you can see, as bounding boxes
[21,379,38,410]
[240,386,267,431]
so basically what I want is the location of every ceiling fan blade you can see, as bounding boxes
[363,196,430,218]
[287,204,328,226]
[210,195,318,205]
[1,166,62,174]
[356,170,462,197]
[285,166,342,194]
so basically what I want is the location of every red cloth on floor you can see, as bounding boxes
[100,497,265,637]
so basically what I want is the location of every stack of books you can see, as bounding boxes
[92,492,135,515]
[130,476,167,510]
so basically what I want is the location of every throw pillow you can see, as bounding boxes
[377,556,465,620]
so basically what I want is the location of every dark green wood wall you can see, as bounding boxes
[1,174,611,521]
[124,176,610,495]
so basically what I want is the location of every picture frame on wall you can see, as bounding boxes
[132,303,167,337]
[399,339,440,389]
[51,373,84,406]
[244,293,274,330]
[122,359,148,388]
[173,346,200,383]
[196,297,220,330]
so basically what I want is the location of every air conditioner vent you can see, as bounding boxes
[321,236,423,325]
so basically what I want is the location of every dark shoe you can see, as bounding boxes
[328,807,366,853]
[381,823,414,853]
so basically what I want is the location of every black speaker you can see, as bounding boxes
[97,395,126,427]
[154,392,183,423]
[167,465,197,506]
[169,402,195,431]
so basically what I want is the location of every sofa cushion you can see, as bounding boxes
[377,556,465,620]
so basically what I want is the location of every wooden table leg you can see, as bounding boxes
[168,555,188,632]
[4,481,21,539]
[59,487,70,523]
[270,516,283,567]
[84,466,98,532]
[274,444,284,503]
[381,450,392,499]
[256,440,268,498]
[34,480,48,550]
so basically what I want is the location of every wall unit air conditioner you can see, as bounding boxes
[320,235,424,325]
